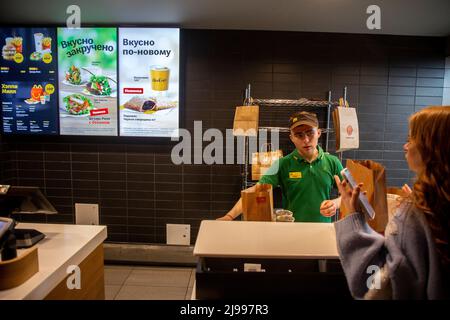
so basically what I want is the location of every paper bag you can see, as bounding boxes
[241,184,274,221]
[386,187,408,222]
[332,107,359,152]
[233,105,259,136]
[339,159,388,233]
[251,144,283,181]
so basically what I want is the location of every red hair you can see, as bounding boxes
[409,106,450,272]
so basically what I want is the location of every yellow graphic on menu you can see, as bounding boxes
[42,53,52,64]
[289,172,302,179]
[45,84,55,95]
[13,52,23,63]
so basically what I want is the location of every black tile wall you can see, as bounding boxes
[0,30,446,244]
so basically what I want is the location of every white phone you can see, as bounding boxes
[340,168,376,220]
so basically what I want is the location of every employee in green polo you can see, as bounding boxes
[218,111,343,223]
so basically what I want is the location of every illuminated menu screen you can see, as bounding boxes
[0,26,181,138]
[57,27,118,136]
[0,27,58,135]
[118,28,179,137]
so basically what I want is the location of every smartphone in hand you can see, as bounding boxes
[340,168,376,220]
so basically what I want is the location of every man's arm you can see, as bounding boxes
[320,156,344,217]
[217,185,257,221]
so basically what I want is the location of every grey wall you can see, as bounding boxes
[0,30,446,244]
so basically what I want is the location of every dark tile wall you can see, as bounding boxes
[0,30,446,244]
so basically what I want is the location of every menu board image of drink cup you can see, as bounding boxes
[0,27,58,135]
[0,27,56,76]
[58,27,118,136]
[119,28,179,137]
[1,81,58,134]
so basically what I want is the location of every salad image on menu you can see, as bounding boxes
[57,27,118,136]
[118,28,179,137]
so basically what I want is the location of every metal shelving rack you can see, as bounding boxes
[240,84,343,189]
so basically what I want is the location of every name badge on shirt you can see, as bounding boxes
[289,172,302,179]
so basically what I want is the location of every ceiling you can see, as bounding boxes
[1,0,449,36]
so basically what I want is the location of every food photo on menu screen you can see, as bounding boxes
[118,28,179,137]
[0,27,58,135]
[57,27,118,136]
[0,27,56,76]
[1,81,58,134]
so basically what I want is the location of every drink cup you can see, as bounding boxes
[34,33,43,52]
[150,66,170,92]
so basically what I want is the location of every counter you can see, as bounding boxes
[193,220,350,299]
[0,223,107,300]
[194,220,339,259]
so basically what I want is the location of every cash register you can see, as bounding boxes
[0,185,57,253]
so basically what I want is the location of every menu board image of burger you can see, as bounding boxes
[57,27,118,136]
[1,81,58,134]
[0,27,56,76]
[118,28,179,137]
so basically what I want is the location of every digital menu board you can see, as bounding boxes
[118,28,179,137]
[1,26,181,138]
[0,27,58,135]
[1,81,57,134]
[57,27,118,136]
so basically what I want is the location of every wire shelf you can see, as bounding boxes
[258,126,334,133]
[252,98,339,107]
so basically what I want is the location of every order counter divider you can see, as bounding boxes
[193,220,352,299]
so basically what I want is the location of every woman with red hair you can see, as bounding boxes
[335,106,450,299]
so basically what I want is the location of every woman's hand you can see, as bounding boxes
[320,200,337,217]
[334,175,364,213]
[402,183,412,196]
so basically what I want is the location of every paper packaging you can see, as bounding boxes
[232,105,259,136]
[241,184,274,221]
[339,159,388,233]
[251,144,283,181]
[386,187,408,222]
[332,106,359,152]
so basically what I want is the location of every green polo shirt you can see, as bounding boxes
[259,146,343,223]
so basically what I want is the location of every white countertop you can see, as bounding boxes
[0,223,107,300]
[193,220,339,259]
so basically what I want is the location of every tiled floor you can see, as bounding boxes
[104,265,195,300]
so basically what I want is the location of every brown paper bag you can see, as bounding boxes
[251,144,283,181]
[332,106,359,152]
[232,105,259,136]
[340,159,388,233]
[241,184,274,221]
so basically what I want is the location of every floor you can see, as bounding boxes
[104,264,196,300]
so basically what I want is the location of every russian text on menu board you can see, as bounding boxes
[122,39,171,57]
[61,38,114,57]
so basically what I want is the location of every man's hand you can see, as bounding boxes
[216,214,233,221]
[320,200,337,217]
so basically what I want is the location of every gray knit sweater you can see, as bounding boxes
[335,204,448,299]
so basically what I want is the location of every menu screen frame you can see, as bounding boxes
[0,24,184,141]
